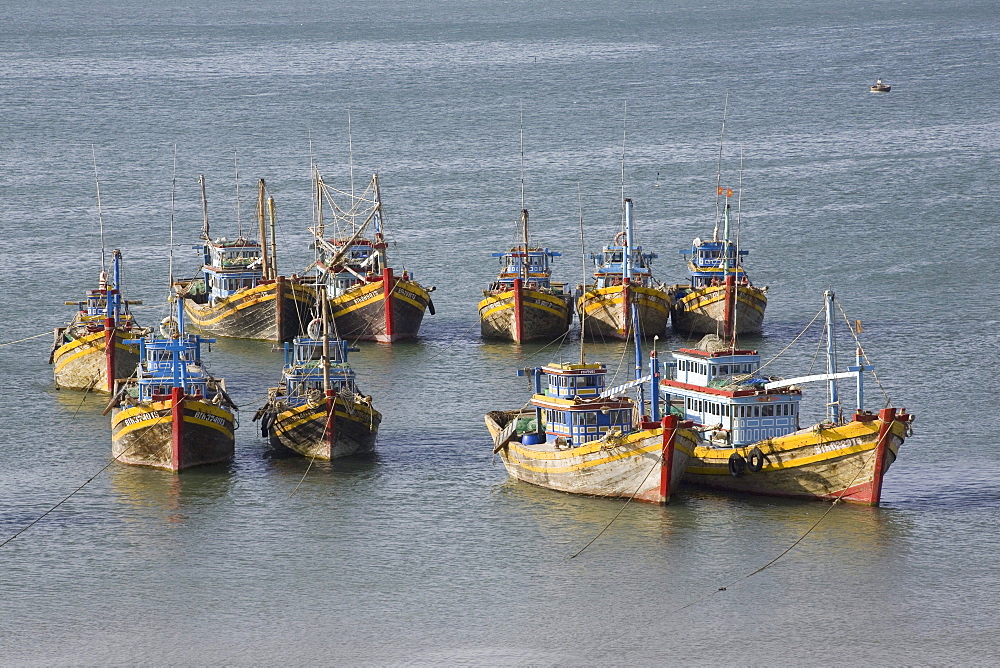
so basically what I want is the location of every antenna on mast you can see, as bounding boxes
[713,93,729,242]
[620,101,628,229]
[169,144,177,292]
[92,145,106,272]
[519,103,526,213]
[234,149,243,239]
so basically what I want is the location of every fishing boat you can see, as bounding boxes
[670,193,767,338]
[479,209,573,342]
[870,79,891,93]
[578,198,672,340]
[487,258,693,504]
[664,291,914,505]
[107,297,236,471]
[254,300,381,460]
[174,176,315,342]
[50,249,149,393]
[311,170,434,343]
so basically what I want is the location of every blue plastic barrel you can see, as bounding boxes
[521,433,544,445]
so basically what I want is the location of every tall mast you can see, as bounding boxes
[257,179,271,280]
[620,101,627,231]
[519,106,529,284]
[92,146,107,272]
[199,174,210,240]
[713,94,729,242]
[625,199,644,413]
[321,285,331,395]
[268,195,278,278]
[372,173,387,270]
[824,290,840,423]
[578,184,587,365]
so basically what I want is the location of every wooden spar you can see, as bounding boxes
[267,195,278,279]
[257,179,271,280]
[320,290,336,449]
[659,414,679,504]
[199,174,210,240]
[868,407,898,505]
[171,386,184,471]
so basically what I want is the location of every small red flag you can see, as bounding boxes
[726,188,733,197]
[717,186,724,195]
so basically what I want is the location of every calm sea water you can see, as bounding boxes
[2,0,999,664]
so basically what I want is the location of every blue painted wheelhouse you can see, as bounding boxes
[69,249,140,328]
[278,336,360,407]
[130,301,223,402]
[194,237,266,306]
[590,234,658,289]
[488,245,562,291]
[679,204,749,289]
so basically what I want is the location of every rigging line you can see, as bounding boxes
[92,145,106,272]
[806,322,826,376]
[836,299,893,407]
[668,436,889,615]
[287,453,320,499]
[521,326,573,364]
[570,449,665,559]
[0,331,51,346]
[713,94,728,242]
[753,306,825,374]
[234,149,243,239]
[71,377,101,416]
[0,413,171,550]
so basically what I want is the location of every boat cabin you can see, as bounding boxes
[133,333,217,401]
[662,347,802,447]
[197,237,265,305]
[280,336,360,406]
[680,238,750,288]
[523,362,634,447]
[590,243,657,289]
[488,247,561,292]
[314,237,399,299]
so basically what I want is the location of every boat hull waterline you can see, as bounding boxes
[328,277,432,343]
[111,396,235,472]
[52,327,144,394]
[684,410,913,505]
[671,284,767,337]
[265,398,381,460]
[578,285,672,341]
[487,411,694,503]
[479,286,573,342]
[181,277,315,342]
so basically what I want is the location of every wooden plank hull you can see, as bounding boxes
[671,284,767,336]
[329,278,431,343]
[183,278,315,342]
[478,288,573,342]
[684,415,912,505]
[486,411,694,503]
[111,398,235,471]
[578,285,671,340]
[266,398,381,460]
[51,327,144,393]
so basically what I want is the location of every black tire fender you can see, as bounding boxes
[728,452,746,477]
[747,447,766,473]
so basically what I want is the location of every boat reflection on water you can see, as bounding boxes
[108,462,234,524]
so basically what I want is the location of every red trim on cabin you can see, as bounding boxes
[530,397,631,411]
[677,347,757,357]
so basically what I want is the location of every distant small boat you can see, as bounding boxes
[255,300,381,461]
[50,249,149,393]
[870,79,891,93]
[668,291,914,505]
[174,176,315,342]
[108,297,236,472]
[578,198,672,340]
[479,209,573,343]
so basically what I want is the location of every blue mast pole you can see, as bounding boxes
[624,199,644,415]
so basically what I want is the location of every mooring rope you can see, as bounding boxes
[0,331,52,347]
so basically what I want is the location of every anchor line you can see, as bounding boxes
[0,412,173,550]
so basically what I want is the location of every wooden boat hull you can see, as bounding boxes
[329,277,431,343]
[51,327,144,393]
[265,397,381,460]
[671,284,767,336]
[578,285,671,340]
[684,411,913,505]
[486,410,694,503]
[478,287,573,342]
[182,277,315,342]
[111,397,235,472]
